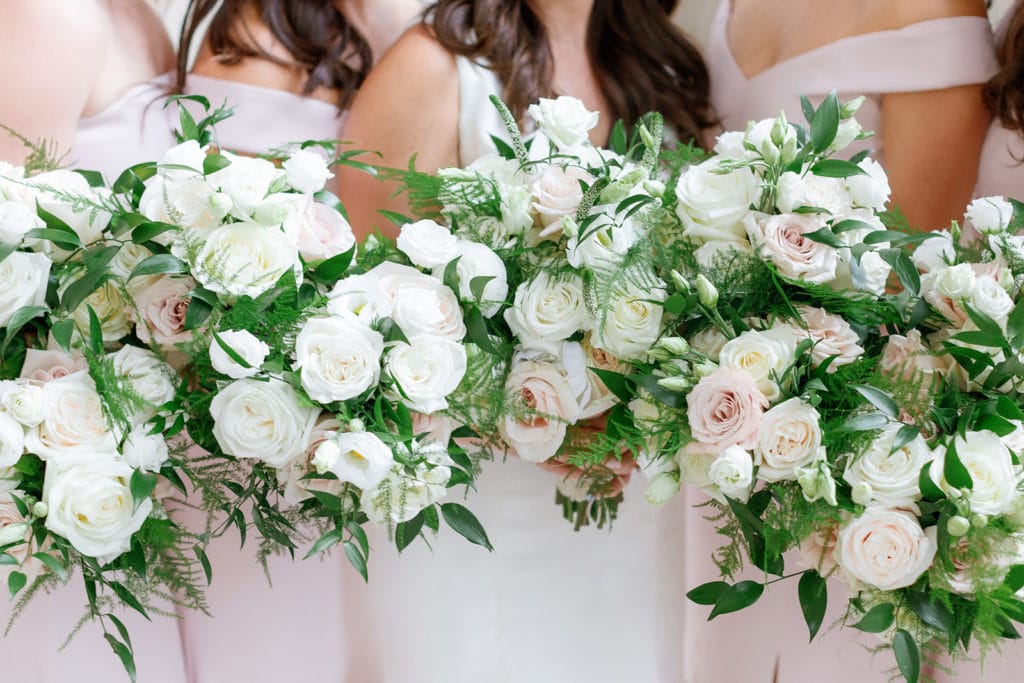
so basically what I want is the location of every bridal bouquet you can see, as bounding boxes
[396,95,684,526]
[0,156,209,676]
[128,101,490,579]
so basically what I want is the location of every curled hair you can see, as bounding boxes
[425,0,714,145]
[984,1,1024,133]
[176,0,372,110]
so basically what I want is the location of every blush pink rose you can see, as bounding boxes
[530,164,593,235]
[879,329,949,383]
[748,213,838,284]
[499,360,582,463]
[19,348,88,384]
[834,509,937,590]
[797,525,840,578]
[410,412,458,447]
[796,306,864,371]
[295,203,357,263]
[132,275,196,347]
[535,416,637,500]
[686,367,768,450]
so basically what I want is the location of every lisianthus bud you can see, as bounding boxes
[347,418,366,433]
[643,179,665,198]
[647,347,673,362]
[947,515,971,537]
[32,501,48,518]
[671,270,690,294]
[645,471,681,506]
[851,481,873,506]
[695,274,718,308]
[658,337,690,356]
[840,96,865,119]
[971,514,989,529]
[0,522,29,546]
[656,376,692,392]
[311,437,341,474]
[561,216,580,239]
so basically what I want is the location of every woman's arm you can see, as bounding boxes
[0,0,105,165]
[881,84,991,231]
[337,26,461,240]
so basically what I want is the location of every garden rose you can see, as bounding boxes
[834,509,937,590]
[504,272,587,354]
[210,379,319,467]
[592,282,665,361]
[0,251,50,328]
[843,426,931,509]
[675,160,758,243]
[208,153,280,216]
[753,398,823,482]
[385,334,467,414]
[132,275,196,347]
[108,345,176,422]
[209,329,269,379]
[397,219,459,269]
[686,367,768,450]
[294,316,384,402]
[747,213,839,284]
[436,239,508,318]
[499,359,581,463]
[717,326,797,401]
[24,371,116,462]
[372,263,465,341]
[932,431,1018,516]
[282,148,333,194]
[192,221,300,300]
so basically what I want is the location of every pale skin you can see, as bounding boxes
[0,0,174,165]
[338,0,610,240]
[727,0,992,231]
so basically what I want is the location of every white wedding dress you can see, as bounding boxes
[337,57,692,683]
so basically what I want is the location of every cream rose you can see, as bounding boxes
[385,334,467,414]
[69,279,131,343]
[24,371,117,462]
[843,426,931,509]
[208,153,280,216]
[747,213,838,284]
[210,378,319,468]
[132,275,195,347]
[295,315,384,403]
[932,431,1018,516]
[312,431,394,490]
[592,282,665,361]
[44,455,151,564]
[121,423,170,473]
[139,174,227,232]
[192,221,301,300]
[709,445,754,502]
[504,272,587,353]
[689,327,729,359]
[531,164,591,233]
[834,509,937,590]
[436,240,509,318]
[282,148,333,194]
[753,398,823,482]
[397,219,459,269]
[796,306,864,371]
[675,160,758,243]
[527,96,599,150]
[717,326,797,402]
[686,367,768,450]
[109,345,176,422]
[209,329,269,379]
[776,171,851,217]
[499,359,581,463]
[372,263,466,341]
[327,272,392,324]
[0,381,45,427]
[0,251,50,328]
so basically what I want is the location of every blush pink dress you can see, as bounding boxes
[703,3,999,681]
[976,4,1024,201]
[0,75,188,683]
[174,74,351,683]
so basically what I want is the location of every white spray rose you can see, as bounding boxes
[121,424,170,473]
[935,263,976,300]
[845,158,891,211]
[385,334,467,414]
[843,425,931,509]
[210,379,319,468]
[44,456,151,564]
[709,445,754,502]
[753,398,823,482]
[834,509,937,590]
[675,160,758,243]
[527,96,599,150]
[327,272,392,324]
[193,221,301,300]
[282,148,333,194]
[0,251,50,327]
[295,315,384,403]
[397,219,459,269]
[371,263,466,341]
[965,196,1013,235]
[208,153,280,217]
[504,272,587,354]
[0,381,45,427]
[209,329,269,379]
[830,117,862,151]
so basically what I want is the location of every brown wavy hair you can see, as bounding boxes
[425,0,714,144]
[176,0,372,110]
[984,1,1024,133]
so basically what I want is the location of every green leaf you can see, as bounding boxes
[440,502,493,550]
[1006,300,1024,344]
[862,230,908,245]
[130,221,177,245]
[129,470,158,513]
[465,310,497,355]
[943,439,974,490]
[1,305,47,355]
[907,592,954,634]
[86,305,104,356]
[60,270,111,314]
[831,218,879,234]
[997,396,1024,422]
[469,275,495,303]
[843,412,889,432]
[918,461,945,501]
[7,570,26,598]
[107,613,133,650]
[32,552,67,582]
[964,303,1005,339]
[48,317,73,353]
[802,227,845,249]
[975,414,1017,437]
[129,254,188,280]
[110,582,151,620]
[193,545,213,585]
[590,367,634,404]
[211,331,255,372]
[312,247,354,283]
[83,245,121,272]
[203,153,232,175]
[800,95,816,125]
[810,159,865,178]
[890,425,921,454]
[182,294,212,331]
[810,91,840,152]
[798,570,828,641]
[852,385,899,418]
[686,581,731,606]
[708,580,764,620]
[853,603,894,633]
[305,527,344,559]
[894,629,920,683]
[1006,565,1024,593]
[347,521,370,558]
[0,553,19,566]
[662,293,688,315]
[308,490,343,513]
[376,209,412,228]
[396,511,425,553]
[880,249,921,297]
[104,633,137,683]
[343,539,368,582]
[609,119,628,155]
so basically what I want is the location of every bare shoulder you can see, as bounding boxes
[871,0,987,29]
[370,24,459,89]
[0,0,107,54]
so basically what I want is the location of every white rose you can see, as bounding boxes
[435,240,508,318]
[313,431,394,490]
[157,140,206,175]
[0,251,50,327]
[677,444,717,490]
[372,263,466,341]
[282,148,333,194]
[834,509,937,590]
[23,170,109,253]
[530,164,591,233]
[208,153,281,217]
[932,431,1018,516]
[718,326,797,402]
[294,315,384,403]
[327,272,392,324]
[833,249,890,297]
[504,272,587,354]
[44,456,150,563]
[845,158,890,211]
[689,326,729,359]
[776,171,850,217]
[24,371,117,462]
[385,334,467,414]
[0,200,43,245]
[843,426,931,508]
[970,275,1014,325]
[675,160,758,243]
[192,221,301,300]
[753,398,822,482]
[1004,420,1024,456]
[139,174,227,231]
[796,306,864,371]
[527,96,599,150]
[499,359,581,463]
[935,263,976,300]
[121,423,169,473]
[255,193,355,263]
[709,445,754,502]
[209,329,269,379]
[911,230,954,273]
[69,279,131,343]
[712,130,749,159]
[566,210,641,269]
[397,219,459,269]
[108,345,176,423]
[965,196,1013,235]
[210,378,319,467]
[0,411,24,467]
[0,381,45,426]
[746,212,838,284]
[592,281,666,361]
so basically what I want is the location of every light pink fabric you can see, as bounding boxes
[184,74,342,155]
[71,73,179,179]
[975,123,1024,199]
[707,0,997,163]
